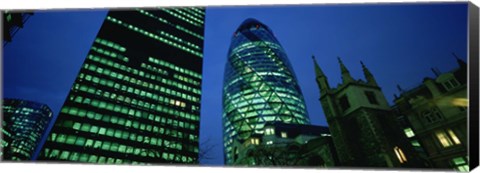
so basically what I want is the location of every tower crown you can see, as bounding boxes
[313,55,330,92]
[360,60,378,86]
[338,56,354,84]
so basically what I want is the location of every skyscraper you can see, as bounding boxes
[38,8,205,164]
[223,18,310,164]
[1,99,53,160]
[2,11,34,45]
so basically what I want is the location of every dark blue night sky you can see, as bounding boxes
[2,3,468,166]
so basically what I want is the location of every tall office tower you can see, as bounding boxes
[313,56,426,167]
[223,18,310,165]
[3,11,34,45]
[38,8,205,164]
[1,99,53,160]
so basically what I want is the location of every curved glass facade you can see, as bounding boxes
[2,99,52,160]
[222,18,310,164]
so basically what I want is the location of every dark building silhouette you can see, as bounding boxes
[313,56,426,168]
[232,121,339,167]
[37,8,205,164]
[1,99,53,160]
[3,11,34,45]
[222,18,310,165]
[393,55,468,171]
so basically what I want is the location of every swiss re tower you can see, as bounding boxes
[222,18,310,164]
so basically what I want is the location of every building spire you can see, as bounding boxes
[338,56,354,83]
[313,55,330,92]
[360,60,378,86]
[313,55,325,77]
[452,52,467,68]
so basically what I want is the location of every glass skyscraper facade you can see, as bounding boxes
[38,8,205,164]
[222,18,310,164]
[1,99,52,160]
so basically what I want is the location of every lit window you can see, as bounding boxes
[436,128,461,148]
[266,141,273,145]
[448,129,461,145]
[281,132,288,138]
[250,138,260,145]
[411,140,421,147]
[451,157,469,172]
[404,128,415,138]
[265,128,275,135]
[394,146,407,163]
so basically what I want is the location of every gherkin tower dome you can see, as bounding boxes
[222,18,310,164]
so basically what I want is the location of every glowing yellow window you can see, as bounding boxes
[436,131,453,147]
[281,132,288,138]
[394,146,407,163]
[447,129,461,145]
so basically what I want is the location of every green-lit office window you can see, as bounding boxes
[98,127,106,135]
[137,135,143,142]
[60,151,70,160]
[114,129,122,139]
[111,116,118,124]
[121,131,129,140]
[90,126,99,134]
[81,124,91,132]
[83,98,92,104]
[102,141,111,151]
[111,143,119,152]
[74,96,83,103]
[134,148,141,155]
[79,153,89,162]
[99,101,107,109]
[85,139,94,147]
[78,109,87,117]
[86,111,95,119]
[73,122,81,130]
[118,145,127,153]
[51,133,58,141]
[49,149,60,158]
[129,133,136,141]
[106,128,114,137]
[94,141,102,148]
[69,107,79,115]
[132,121,139,129]
[126,146,133,154]
[69,152,80,161]
[102,114,110,123]
[56,134,67,143]
[75,137,86,146]
[66,135,77,145]
[98,156,106,163]
[88,155,98,163]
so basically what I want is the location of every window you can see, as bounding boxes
[339,95,350,111]
[435,129,461,148]
[411,140,421,147]
[250,138,260,145]
[442,79,459,91]
[404,128,415,138]
[265,127,274,135]
[266,141,273,145]
[364,91,379,105]
[394,146,407,163]
[281,132,288,138]
[422,108,443,124]
[451,157,469,172]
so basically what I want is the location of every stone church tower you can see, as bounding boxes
[313,55,426,167]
